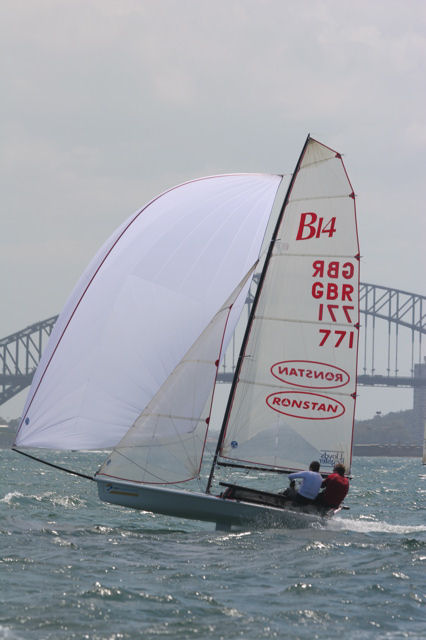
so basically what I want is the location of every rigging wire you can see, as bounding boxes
[12,447,95,481]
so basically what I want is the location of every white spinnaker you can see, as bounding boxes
[97,266,256,485]
[220,139,360,474]
[15,174,282,450]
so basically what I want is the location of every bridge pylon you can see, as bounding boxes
[413,360,426,450]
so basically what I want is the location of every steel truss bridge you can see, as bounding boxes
[1,283,425,408]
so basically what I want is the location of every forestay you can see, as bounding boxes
[219,138,360,474]
[15,174,282,450]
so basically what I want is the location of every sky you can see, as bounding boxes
[1,0,425,420]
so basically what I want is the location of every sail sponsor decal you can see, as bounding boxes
[105,484,139,497]
[319,450,345,467]
[265,390,345,420]
[271,360,350,389]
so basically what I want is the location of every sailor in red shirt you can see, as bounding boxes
[316,463,349,508]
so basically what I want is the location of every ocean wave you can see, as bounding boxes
[328,517,426,535]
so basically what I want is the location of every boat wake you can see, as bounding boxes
[327,516,426,535]
[0,490,85,509]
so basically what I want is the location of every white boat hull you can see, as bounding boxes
[96,478,329,529]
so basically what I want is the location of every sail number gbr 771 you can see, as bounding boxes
[296,212,358,350]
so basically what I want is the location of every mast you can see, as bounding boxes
[206,135,311,493]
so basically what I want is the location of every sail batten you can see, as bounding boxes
[290,194,353,203]
[250,316,355,326]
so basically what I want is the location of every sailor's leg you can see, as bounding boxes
[279,486,297,500]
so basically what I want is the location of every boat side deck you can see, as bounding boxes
[96,477,334,529]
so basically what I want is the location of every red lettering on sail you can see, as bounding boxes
[342,262,354,279]
[318,329,355,349]
[327,283,339,300]
[342,305,354,322]
[310,256,358,346]
[312,282,351,300]
[327,261,339,278]
[311,260,355,280]
[271,360,350,389]
[266,391,345,420]
[296,213,317,240]
[312,260,324,278]
[342,284,353,301]
[296,213,337,241]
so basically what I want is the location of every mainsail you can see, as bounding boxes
[15,174,282,450]
[216,137,360,475]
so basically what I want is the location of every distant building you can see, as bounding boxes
[0,424,14,448]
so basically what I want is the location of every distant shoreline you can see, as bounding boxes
[1,440,422,459]
[353,444,422,457]
[1,424,423,458]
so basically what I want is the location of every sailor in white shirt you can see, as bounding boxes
[287,461,322,505]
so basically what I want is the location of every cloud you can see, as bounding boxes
[0,0,424,384]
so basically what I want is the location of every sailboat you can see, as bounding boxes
[13,136,360,529]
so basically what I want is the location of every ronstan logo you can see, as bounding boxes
[270,360,350,389]
[266,391,345,420]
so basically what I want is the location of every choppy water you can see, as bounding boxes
[1,452,425,639]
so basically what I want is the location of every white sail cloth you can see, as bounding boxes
[15,174,281,450]
[220,139,360,473]
[96,267,256,485]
